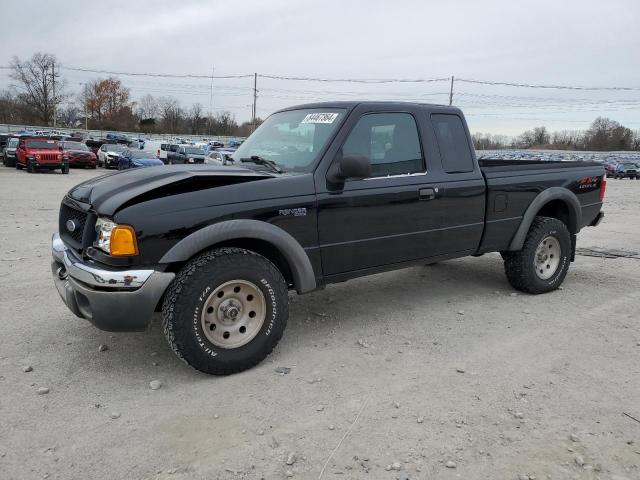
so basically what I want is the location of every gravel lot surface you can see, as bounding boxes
[1,167,639,480]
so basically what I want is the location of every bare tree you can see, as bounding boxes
[9,52,65,125]
[136,94,159,120]
[57,104,81,127]
[189,103,204,134]
[158,96,184,133]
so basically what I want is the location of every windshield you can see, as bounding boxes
[63,142,88,151]
[8,138,18,147]
[26,139,58,149]
[232,108,346,172]
[183,146,204,155]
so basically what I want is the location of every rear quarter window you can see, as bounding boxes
[432,114,475,174]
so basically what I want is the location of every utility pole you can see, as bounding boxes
[52,63,57,128]
[449,75,454,106]
[208,65,214,137]
[252,72,258,132]
[80,83,88,132]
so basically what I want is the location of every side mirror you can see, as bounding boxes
[327,153,371,184]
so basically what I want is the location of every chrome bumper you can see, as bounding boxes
[51,233,175,331]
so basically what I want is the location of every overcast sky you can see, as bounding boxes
[1,0,639,135]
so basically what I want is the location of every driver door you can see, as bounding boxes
[316,109,442,276]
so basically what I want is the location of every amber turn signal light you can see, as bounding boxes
[110,225,138,256]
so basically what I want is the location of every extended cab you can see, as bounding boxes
[17,136,68,173]
[51,102,605,375]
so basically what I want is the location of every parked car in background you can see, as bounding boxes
[97,143,127,168]
[167,145,206,164]
[106,132,132,145]
[16,136,68,173]
[118,149,164,170]
[0,134,11,161]
[160,143,179,163]
[85,138,110,157]
[204,150,226,165]
[205,149,236,165]
[614,162,639,179]
[604,161,618,178]
[61,141,97,168]
[2,137,19,167]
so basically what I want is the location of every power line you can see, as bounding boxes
[456,78,640,91]
[258,74,451,84]
[61,66,253,80]
[4,63,640,90]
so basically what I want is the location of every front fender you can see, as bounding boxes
[159,219,316,293]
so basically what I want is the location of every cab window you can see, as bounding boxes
[342,113,424,177]
[431,114,475,174]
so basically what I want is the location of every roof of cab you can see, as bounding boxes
[274,100,463,115]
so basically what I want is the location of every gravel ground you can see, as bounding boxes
[0,167,639,480]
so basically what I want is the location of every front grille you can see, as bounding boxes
[59,202,89,247]
[41,153,59,162]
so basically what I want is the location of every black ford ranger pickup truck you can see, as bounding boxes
[51,102,605,375]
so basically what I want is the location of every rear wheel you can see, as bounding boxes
[162,247,289,375]
[503,216,571,294]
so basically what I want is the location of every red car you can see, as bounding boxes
[60,141,97,169]
[16,137,68,174]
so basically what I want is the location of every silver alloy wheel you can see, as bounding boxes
[201,279,266,349]
[533,235,561,280]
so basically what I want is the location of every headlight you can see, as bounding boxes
[94,218,138,256]
[188,157,194,163]
[27,155,35,160]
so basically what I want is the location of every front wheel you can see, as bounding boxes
[503,216,571,294]
[162,247,289,375]
[61,164,69,174]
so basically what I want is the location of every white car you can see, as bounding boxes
[205,150,235,166]
[97,143,128,168]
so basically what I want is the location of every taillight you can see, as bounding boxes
[599,175,606,202]
[157,149,160,158]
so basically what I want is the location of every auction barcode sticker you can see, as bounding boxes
[301,112,339,124]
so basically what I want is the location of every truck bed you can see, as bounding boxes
[478,158,601,173]
[476,158,604,253]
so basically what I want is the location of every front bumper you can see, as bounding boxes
[51,233,175,331]
[34,162,65,169]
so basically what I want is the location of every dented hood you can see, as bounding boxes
[67,165,275,216]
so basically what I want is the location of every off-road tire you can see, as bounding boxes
[15,161,23,170]
[162,248,289,375]
[503,216,571,294]
[26,160,34,173]
[61,164,69,174]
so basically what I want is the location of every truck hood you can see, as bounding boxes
[67,165,275,216]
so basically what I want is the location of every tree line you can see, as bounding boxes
[473,118,640,151]
[0,52,260,136]
[3,52,639,149]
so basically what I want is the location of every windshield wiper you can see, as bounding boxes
[240,155,284,174]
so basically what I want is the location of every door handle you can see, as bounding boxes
[419,188,436,200]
